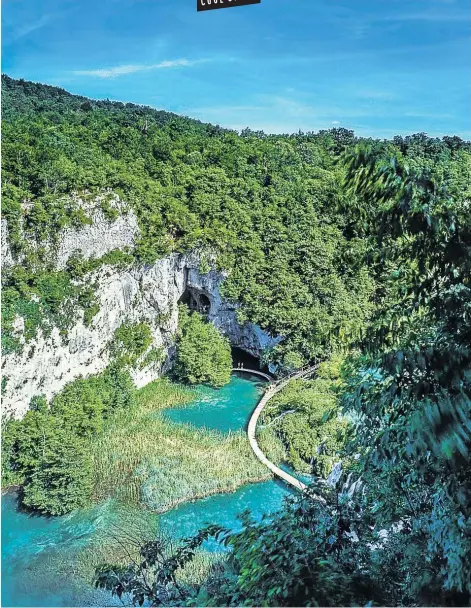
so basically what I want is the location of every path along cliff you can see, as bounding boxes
[235,366,324,497]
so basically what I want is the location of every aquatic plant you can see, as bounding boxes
[90,385,271,511]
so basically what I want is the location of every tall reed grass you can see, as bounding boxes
[73,502,225,592]
[89,379,279,512]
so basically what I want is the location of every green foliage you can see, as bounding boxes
[261,355,349,475]
[2,408,93,515]
[337,143,471,603]
[1,418,24,487]
[94,526,223,607]
[20,422,93,516]
[111,321,153,367]
[183,144,470,607]
[1,75,383,365]
[3,78,469,368]
[280,350,305,373]
[92,487,382,608]
[209,491,380,607]
[100,248,135,268]
[50,369,131,438]
[96,141,470,608]
[174,307,232,387]
[29,394,48,412]
[1,263,102,352]
[66,249,134,280]
[1,266,74,352]
[1,365,136,514]
[2,76,471,604]
[139,346,165,370]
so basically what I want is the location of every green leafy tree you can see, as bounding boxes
[339,143,471,603]
[4,407,93,515]
[2,365,135,514]
[174,307,232,387]
[2,75,383,367]
[1,417,23,486]
[21,422,93,515]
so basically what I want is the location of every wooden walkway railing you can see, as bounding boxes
[235,365,319,493]
[231,368,272,382]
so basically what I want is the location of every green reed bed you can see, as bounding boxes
[32,501,224,598]
[89,379,280,512]
[135,378,197,410]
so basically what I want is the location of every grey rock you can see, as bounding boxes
[2,195,280,419]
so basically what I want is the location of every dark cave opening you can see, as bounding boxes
[231,347,268,373]
[179,289,268,373]
[178,287,211,315]
[199,293,211,314]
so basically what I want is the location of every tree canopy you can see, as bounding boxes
[95,141,471,606]
[174,307,232,387]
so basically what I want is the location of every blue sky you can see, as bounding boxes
[2,0,470,138]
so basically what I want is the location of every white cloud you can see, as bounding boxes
[74,59,205,78]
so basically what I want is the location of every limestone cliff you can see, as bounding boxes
[1,194,279,418]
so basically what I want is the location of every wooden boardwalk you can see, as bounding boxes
[231,367,272,381]
[235,366,318,492]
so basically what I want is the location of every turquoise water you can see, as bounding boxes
[1,494,120,607]
[164,373,265,432]
[160,479,292,551]
[1,375,292,607]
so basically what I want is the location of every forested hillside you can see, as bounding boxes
[2,74,373,366]
[2,76,469,368]
[2,75,471,606]
[96,136,471,607]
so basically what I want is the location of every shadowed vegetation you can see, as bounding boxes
[2,76,471,606]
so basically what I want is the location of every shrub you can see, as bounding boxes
[2,365,136,514]
[261,355,349,476]
[174,307,232,388]
[21,423,93,515]
[111,321,153,367]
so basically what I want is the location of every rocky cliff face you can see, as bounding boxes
[1,195,279,419]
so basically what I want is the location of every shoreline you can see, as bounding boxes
[2,484,20,496]
[142,471,274,515]
[3,473,276,519]
[2,373,277,519]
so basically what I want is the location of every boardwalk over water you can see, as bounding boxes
[233,366,318,492]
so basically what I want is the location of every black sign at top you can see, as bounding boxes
[197,0,260,11]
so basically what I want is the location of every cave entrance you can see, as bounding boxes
[231,347,268,373]
[178,288,211,315]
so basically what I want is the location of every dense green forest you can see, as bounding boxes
[2,74,377,365]
[2,76,469,368]
[2,75,471,606]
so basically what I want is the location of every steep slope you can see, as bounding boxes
[1,193,279,417]
[1,75,377,386]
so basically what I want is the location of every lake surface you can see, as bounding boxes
[164,372,264,432]
[1,374,293,607]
